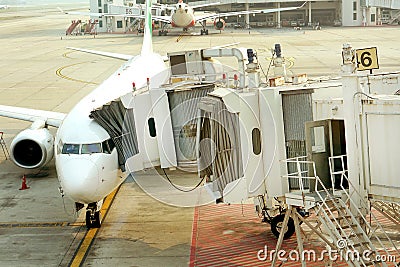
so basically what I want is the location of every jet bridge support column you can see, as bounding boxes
[276,3,281,28]
[341,43,366,215]
[245,2,250,29]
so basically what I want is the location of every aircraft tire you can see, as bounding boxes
[85,210,101,228]
[270,214,295,239]
[92,211,101,228]
[85,210,92,229]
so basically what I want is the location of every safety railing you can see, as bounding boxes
[281,156,313,192]
[324,155,400,264]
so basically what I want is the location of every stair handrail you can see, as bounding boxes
[329,155,398,262]
[281,156,314,193]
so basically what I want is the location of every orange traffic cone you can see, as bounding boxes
[19,175,30,190]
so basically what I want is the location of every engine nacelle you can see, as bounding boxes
[214,18,226,30]
[10,124,54,169]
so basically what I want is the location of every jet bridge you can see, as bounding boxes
[273,44,400,266]
[194,43,400,266]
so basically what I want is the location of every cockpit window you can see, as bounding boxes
[62,144,80,154]
[61,140,114,155]
[81,143,102,154]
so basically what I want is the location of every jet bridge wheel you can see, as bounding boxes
[270,214,295,239]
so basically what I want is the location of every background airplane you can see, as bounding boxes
[151,0,304,35]
[0,0,166,229]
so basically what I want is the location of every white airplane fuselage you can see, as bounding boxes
[55,53,167,205]
[171,3,196,29]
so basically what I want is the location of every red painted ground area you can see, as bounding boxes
[189,204,399,267]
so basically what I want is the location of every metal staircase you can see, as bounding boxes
[66,20,81,35]
[273,155,398,266]
[84,20,97,35]
[315,197,386,266]
[0,131,9,159]
[126,18,141,33]
[371,200,400,226]
[388,11,400,25]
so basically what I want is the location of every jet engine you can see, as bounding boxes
[214,18,226,30]
[10,121,54,169]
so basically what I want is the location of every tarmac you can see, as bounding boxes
[1,3,400,267]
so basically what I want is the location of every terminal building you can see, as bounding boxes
[88,0,400,32]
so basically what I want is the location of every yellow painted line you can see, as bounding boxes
[55,62,99,85]
[62,51,74,59]
[286,57,295,69]
[176,33,185,42]
[265,56,295,69]
[69,186,120,267]
[0,222,68,228]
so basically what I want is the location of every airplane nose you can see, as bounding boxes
[60,158,99,204]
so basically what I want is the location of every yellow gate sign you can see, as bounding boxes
[356,47,379,71]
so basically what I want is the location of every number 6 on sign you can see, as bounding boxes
[356,47,379,71]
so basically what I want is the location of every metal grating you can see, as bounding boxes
[281,92,313,190]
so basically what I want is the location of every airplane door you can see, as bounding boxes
[305,120,331,191]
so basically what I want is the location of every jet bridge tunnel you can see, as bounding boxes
[89,83,216,173]
[90,99,139,172]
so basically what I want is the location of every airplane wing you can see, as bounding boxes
[152,3,175,11]
[63,9,172,24]
[195,3,306,22]
[58,7,105,17]
[150,15,172,24]
[63,11,105,17]
[191,2,221,9]
[59,7,133,18]
[0,105,66,127]
[67,47,134,61]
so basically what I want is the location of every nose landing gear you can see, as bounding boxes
[200,28,209,35]
[200,21,209,35]
[85,202,102,228]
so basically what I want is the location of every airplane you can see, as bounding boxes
[0,5,8,9]
[151,0,305,35]
[0,0,168,228]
